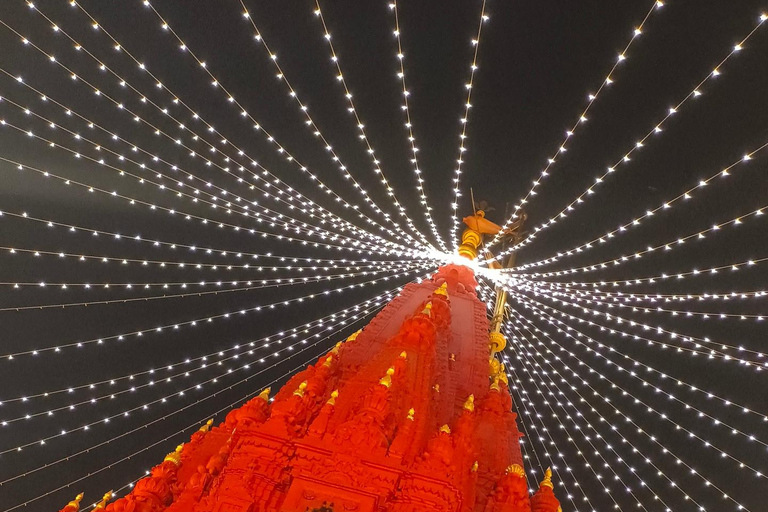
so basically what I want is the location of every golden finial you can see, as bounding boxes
[66,493,84,510]
[323,354,334,367]
[540,467,554,489]
[406,407,415,420]
[330,342,341,355]
[164,444,184,465]
[198,419,213,433]
[449,353,456,362]
[463,394,475,412]
[490,376,501,392]
[489,357,501,377]
[327,389,339,406]
[399,350,407,359]
[506,464,526,478]
[379,367,395,388]
[471,461,479,472]
[421,302,433,316]
[498,371,509,385]
[434,282,449,297]
[439,424,451,434]
[433,383,440,393]
[346,329,361,342]
[93,490,113,510]
[293,381,308,397]
[258,387,271,401]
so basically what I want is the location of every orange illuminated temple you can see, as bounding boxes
[58,212,559,512]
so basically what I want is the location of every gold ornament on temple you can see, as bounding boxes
[198,419,213,433]
[506,464,526,478]
[293,381,308,397]
[258,387,271,401]
[406,407,415,421]
[327,389,339,406]
[323,354,334,367]
[379,367,395,388]
[93,491,113,510]
[439,424,451,434]
[463,394,475,412]
[449,353,456,362]
[489,376,501,392]
[434,282,449,297]
[489,357,501,376]
[540,467,554,489]
[164,444,184,466]
[399,351,407,359]
[346,329,361,342]
[471,461,479,472]
[421,302,433,316]
[433,383,440,392]
[66,493,84,510]
[489,331,507,353]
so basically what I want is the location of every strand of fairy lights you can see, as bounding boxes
[0,113,409,258]
[505,323,658,511]
[126,0,419,247]
[508,301,763,510]
[540,286,767,323]
[505,318,710,512]
[0,263,428,312]
[15,7,398,251]
[0,84,401,254]
[500,322,613,509]
[517,203,767,279]
[0,154,420,259]
[0,208,418,268]
[487,0,663,248]
[240,0,433,250]
[449,0,488,250]
[512,285,766,365]
[383,0,448,250]
[510,299,768,447]
[0,298,386,436]
[497,329,590,507]
[1,242,431,275]
[0,287,398,407]
[486,11,768,260]
[2,305,381,510]
[0,301,385,460]
[508,298,768,436]
[512,139,768,272]
[0,266,433,359]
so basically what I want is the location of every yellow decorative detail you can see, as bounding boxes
[433,384,440,393]
[198,419,213,433]
[93,490,113,510]
[323,354,333,367]
[540,467,554,489]
[421,302,433,316]
[463,394,475,412]
[66,493,84,510]
[379,367,395,388]
[489,357,501,377]
[434,282,448,297]
[399,351,407,359]
[406,407,415,421]
[293,381,308,397]
[490,377,501,392]
[327,389,339,406]
[471,461,479,472]
[449,353,456,362]
[506,464,525,478]
[258,387,271,401]
[439,424,451,434]
[489,331,507,353]
[164,444,184,466]
[498,370,509,385]
[346,329,361,342]
[330,342,342,354]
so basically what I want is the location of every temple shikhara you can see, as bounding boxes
[58,213,561,512]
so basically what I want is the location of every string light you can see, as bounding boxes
[450,0,488,250]
[488,0,664,248]
[0,267,433,359]
[487,11,768,259]
[383,0,448,250]
[12,8,402,252]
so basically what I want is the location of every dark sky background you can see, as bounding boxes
[1,0,767,511]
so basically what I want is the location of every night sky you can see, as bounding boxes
[1,1,767,510]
